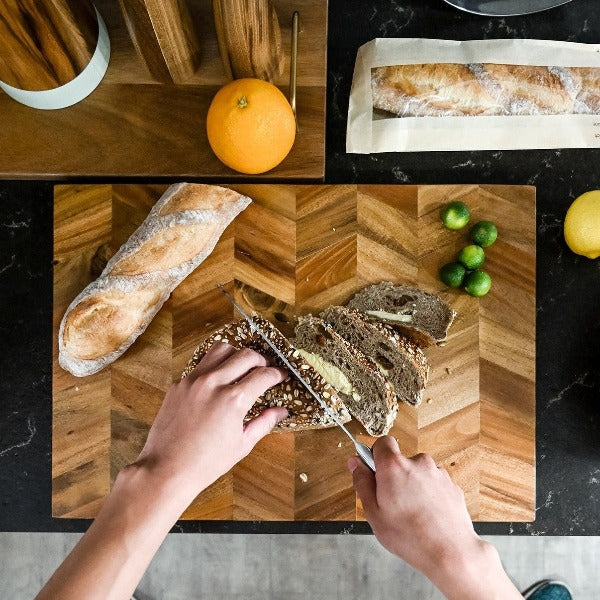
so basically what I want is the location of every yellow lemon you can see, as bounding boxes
[564,190,600,259]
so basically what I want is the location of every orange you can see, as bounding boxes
[206,78,296,174]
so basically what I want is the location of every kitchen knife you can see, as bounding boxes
[218,285,376,473]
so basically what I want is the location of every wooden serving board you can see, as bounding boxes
[52,183,536,522]
[0,0,326,179]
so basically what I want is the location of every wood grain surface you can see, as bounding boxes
[0,0,326,179]
[52,183,536,522]
[213,0,284,81]
[118,0,201,83]
[0,0,98,90]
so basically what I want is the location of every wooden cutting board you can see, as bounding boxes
[0,0,326,179]
[52,183,536,522]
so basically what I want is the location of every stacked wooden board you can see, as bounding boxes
[52,183,536,521]
[0,0,326,179]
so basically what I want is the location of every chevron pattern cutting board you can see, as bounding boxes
[52,184,536,521]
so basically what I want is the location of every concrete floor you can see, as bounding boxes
[1,533,598,599]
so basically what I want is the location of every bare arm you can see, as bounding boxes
[349,436,522,600]
[37,342,288,600]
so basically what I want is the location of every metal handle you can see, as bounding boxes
[355,441,376,473]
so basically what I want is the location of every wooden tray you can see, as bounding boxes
[0,0,326,179]
[52,183,536,521]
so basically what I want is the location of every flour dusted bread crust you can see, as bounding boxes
[59,183,251,377]
[182,318,351,432]
[372,63,600,117]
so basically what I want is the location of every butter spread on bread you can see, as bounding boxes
[183,318,351,432]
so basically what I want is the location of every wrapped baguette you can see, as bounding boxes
[372,63,600,117]
[59,183,251,377]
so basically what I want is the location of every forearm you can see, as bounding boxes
[428,537,522,600]
[37,464,193,600]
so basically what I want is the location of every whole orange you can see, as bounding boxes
[206,78,296,174]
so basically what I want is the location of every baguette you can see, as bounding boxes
[182,318,351,432]
[371,63,600,117]
[59,183,251,377]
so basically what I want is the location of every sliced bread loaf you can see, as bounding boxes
[182,317,351,432]
[347,282,455,346]
[293,315,397,437]
[320,305,429,406]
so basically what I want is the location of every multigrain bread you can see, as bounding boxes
[371,63,600,117]
[293,315,397,437]
[320,306,429,406]
[59,183,251,377]
[182,318,351,432]
[347,282,455,347]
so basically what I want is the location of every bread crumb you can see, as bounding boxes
[75,387,80,392]
[299,472,308,483]
[332,227,336,231]
[337,442,342,448]
[426,398,432,404]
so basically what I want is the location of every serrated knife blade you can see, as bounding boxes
[218,285,376,472]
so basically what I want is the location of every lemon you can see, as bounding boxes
[564,190,600,259]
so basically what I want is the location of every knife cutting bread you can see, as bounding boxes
[181,317,352,432]
[182,283,453,437]
[57,181,454,436]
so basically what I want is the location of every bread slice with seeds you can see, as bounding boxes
[182,317,351,432]
[293,315,397,437]
[347,282,455,347]
[320,305,429,406]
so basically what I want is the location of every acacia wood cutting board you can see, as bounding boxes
[52,183,536,522]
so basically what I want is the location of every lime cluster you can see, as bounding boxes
[439,201,498,297]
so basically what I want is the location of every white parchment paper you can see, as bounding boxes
[347,38,600,153]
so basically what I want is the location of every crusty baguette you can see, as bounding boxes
[372,63,600,117]
[182,318,351,432]
[59,183,251,377]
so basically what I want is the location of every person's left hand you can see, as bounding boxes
[133,341,288,501]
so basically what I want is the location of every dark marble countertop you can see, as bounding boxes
[1,0,599,535]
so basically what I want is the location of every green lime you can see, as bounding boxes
[439,262,467,288]
[470,221,498,247]
[464,270,492,297]
[441,201,471,230]
[458,245,485,270]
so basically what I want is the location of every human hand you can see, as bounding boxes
[134,342,288,502]
[348,436,485,581]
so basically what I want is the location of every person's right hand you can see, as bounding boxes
[348,436,486,581]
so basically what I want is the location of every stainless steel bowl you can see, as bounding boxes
[442,0,574,17]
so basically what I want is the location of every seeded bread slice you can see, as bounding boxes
[320,305,429,406]
[182,318,351,432]
[293,315,397,437]
[347,282,455,347]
